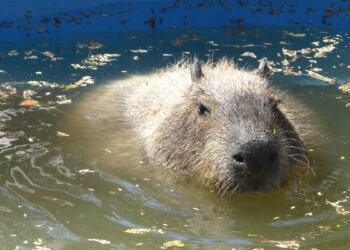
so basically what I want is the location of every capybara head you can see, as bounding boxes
[147,58,310,195]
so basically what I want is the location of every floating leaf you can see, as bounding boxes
[283,31,306,38]
[124,228,151,234]
[8,50,19,56]
[307,71,336,84]
[130,49,148,53]
[57,131,70,137]
[66,76,94,90]
[79,169,95,174]
[163,240,185,249]
[336,210,350,215]
[339,81,350,94]
[262,237,300,249]
[241,51,256,58]
[38,26,46,33]
[87,239,111,245]
[20,99,39,107]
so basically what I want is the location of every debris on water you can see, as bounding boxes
[88,53,121,63]
[38,26,46,33]
[314,43,337,58]
[66,76,94,90]
[24,55,38,60]
[124,228,165,235]
[79,169,96,174]
[72,54,120,69]
[84,113,101,120]
[42,51,55,58]
[338,81,350,94]
[57,131,70,137]
[87,239,111,245]
[326,196,350,215]
[162,240,185,249]
[283,67,302,76]
[336,210,349,215]
[0,122,8,131]
[56,95,72,105]
[8,50,19,56]
[319,225,334,232]
[306,71,336,84]
[87,41,104,50]
[130,49,148,53]
[20,99,39,107]
[262,237,300,249]
[282,48,297,57]
[283,31,306,38]
[310,67,322,72]
[241,51,256,58]
[28,136,36,142]
[124,228,151,234]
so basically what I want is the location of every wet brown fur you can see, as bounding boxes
[72,58,316,195]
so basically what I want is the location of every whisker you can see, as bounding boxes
[289,153,315,177]
[284,145,308,152]
[278,137,305,148]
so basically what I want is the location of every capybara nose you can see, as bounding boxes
[232,141,279,172]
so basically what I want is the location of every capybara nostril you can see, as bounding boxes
[269,152,279,164]
[233,153,244,163]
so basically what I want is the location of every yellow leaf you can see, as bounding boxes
[38,26,46,33]
[163,240,185,249]
[283,31,306,38]
[124,228,151,234]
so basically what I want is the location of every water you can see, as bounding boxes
[0,26,350,249]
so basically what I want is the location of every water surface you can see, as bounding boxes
[0,26,350,249]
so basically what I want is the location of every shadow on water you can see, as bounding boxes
[0,26,350,249]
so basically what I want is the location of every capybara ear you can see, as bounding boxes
[258,57,271,78]
[190,59,204,82]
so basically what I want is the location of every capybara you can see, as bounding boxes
[70,58,315,195]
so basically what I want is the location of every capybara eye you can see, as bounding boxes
[195,103,211,116]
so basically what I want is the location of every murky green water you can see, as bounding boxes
[0,26,350,249]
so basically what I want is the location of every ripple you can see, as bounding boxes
[269,217,319,227]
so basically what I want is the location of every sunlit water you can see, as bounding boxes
[0,26,350,249]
